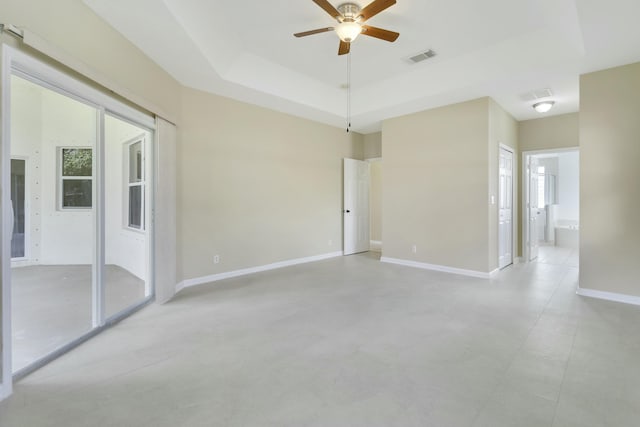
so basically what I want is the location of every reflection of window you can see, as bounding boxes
[537,166,545,208]
[538,166,547,209]
[60,148,92,209]
[126,139,145,230]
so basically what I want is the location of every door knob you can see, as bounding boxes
[344,210,351,213]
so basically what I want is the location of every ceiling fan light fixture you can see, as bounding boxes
[533,100,555,113]
[335,21,362,42]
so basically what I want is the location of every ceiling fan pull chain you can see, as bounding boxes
[347,50,352,132]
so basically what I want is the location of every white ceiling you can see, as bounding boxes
[84,0,640,133]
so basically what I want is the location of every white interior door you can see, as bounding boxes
[343,158,370,255]
[498,148,513,269]
[529,156,539,261]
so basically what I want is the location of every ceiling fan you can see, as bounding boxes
[294,0,400,55]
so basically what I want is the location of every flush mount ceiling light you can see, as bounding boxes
[533,100,555,113]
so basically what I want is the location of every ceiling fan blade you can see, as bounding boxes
[361,25,399,42]
[312,0,342,20]
[294,27,334,37]
[358,0,396,21]
[338,40,350,55]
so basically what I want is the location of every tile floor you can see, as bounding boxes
[11,265,146,372]
[1,251,639,426]
[535,244,579,268]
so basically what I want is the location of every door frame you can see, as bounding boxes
[522,147,579,262]
[366,157,382,252]
[1,44,157,393]
[498,144,515,269]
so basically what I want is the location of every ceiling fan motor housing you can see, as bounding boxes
[338,3,362,22]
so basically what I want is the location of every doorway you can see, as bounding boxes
[368,158,382,253]
[523,148,579,266]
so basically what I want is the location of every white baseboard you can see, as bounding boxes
[489,268,500,278]
[176,251,343,293]
[380,257,491,279]
[370,240,382,252]
[0,382,11,402]
[175,281,186,295]
[576,288,640,307]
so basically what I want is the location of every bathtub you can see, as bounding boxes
[555,219,579,249]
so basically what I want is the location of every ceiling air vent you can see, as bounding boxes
[520,88,554,102]
[408,49,436,64]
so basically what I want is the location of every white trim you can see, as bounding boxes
[176,252,343,293]
[175,281,186,295]
[576,288,640,307]
[1,41,14,401]
[498,144,515,153]
[0,383,10,400]
[370,240,382,252]
[93,108,105,328]
[522,147,580,156]
[380,257,491,279]
[489,268,500,278]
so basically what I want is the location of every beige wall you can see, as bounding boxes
[0,0,181,121]
[579,62,640,297]
[489,100,519,270]
[519,113,579,152]
[178,87,363,281]
[382,98,493,273]
[369,160,382,243]
[363,132,382,159]
[516,113,579,256]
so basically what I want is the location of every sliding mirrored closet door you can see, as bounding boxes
[8,71,154,376]
[10,74,97,372]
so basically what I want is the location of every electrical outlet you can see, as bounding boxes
[213,255,220,264]
[411,244,417,254]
